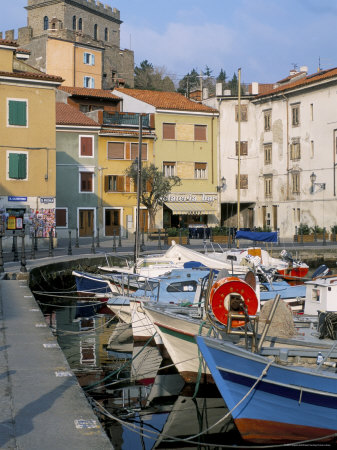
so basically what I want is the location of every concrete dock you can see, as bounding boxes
[0,279,113,449]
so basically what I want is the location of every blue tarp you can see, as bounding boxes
[235,230,278,243]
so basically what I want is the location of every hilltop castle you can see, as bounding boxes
[1,0,134,89]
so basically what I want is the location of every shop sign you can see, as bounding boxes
[8,196,27,202]
[164,193,218,203]
[40,197,55,204]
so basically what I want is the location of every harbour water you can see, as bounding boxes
[38,295,244,449]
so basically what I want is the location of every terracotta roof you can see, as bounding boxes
[0,39,18,47]
[56,102,99,126]
[16,48,31,54]
[114,88,219,113]
[59,86,120,100]
[100,127,155,137]
[0,70,63,83]
[257,68,337,98]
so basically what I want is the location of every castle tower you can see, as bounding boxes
[16,0,134,88]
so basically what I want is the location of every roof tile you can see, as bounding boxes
[56,102,99,126]
[59,86,120,100]
[114,88,219,113]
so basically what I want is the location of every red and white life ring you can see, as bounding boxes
[209,276,258,327]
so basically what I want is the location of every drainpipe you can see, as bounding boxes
[334,129,337,197]
[281,94,289,200]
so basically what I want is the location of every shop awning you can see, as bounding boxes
[164,202,217,215]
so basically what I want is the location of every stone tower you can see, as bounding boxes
[15,0,134,88]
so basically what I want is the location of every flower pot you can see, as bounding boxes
[211,235,231,244]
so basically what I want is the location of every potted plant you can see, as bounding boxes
[331,225,337,241]
[311,225,328,241]
[166,227,189,245]
[210,226,232,244]
[294,223,314,242]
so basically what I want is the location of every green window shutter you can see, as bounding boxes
[8,100,27,126]
[18,154,27,179]
[9,153,19,178]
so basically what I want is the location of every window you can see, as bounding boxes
[84,76,95,88]
[291,104,300,126]
[104,27,108,41]
[8,99,27,127]
[80,136,94,157]
[131,143,147,160]
[43,16,49,30]
[78,18,82,31]
[264,175,272,197]
[56,208,68,227]
[194,125,207,141]
[107,142,124,159]
[194,162,207,179]
[235,141,248,156]
[83,52,95,65]
[291,172,300,194]
[94,24,98,40]
[80,171,94,192]
[163,162,176,177]
[8,152,27,180]
[236,174,248,189]
[235,104,248,122]
[104,175,125,192]
[163,123,176,140]
[72,15,76,30]
[264,143,272,164]
[290,139,301,160]
[264,109,271,131]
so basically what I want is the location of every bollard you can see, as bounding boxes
[49,230,54,257]
[75,227,79,248]
[11,231,15,252]
[164,229,168,246]
[96,227,100,248]
[68,230,72,255]
[179,229,182,245]
[0,234,4,273]
[141,228,145,247]
[187,230,190,245]
[91,231,95,254]
[20,233,27,273]
[323,228,326,246]
[157,229,162,250]
[34,229,38,251]
[30,234,35,260]
[140,228,145,252]
[118,231,122,248]
[113,231,117,252]
[13,235,19,262]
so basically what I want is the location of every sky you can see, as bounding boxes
[1,0,337,85]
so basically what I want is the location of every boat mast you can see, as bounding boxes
[134,114,143,269]
[237,68,241,248]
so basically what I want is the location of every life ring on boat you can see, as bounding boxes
[209,276,258,327]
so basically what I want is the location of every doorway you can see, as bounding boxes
[105,209,121,236]
[79,209,94,236]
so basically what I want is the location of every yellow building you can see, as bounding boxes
[112,88,220,230]
[98,113,156,237]
[0,39,62,237]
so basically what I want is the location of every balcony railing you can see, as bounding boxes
[103,112,150,127]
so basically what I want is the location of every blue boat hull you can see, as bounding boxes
[196,336,337,444]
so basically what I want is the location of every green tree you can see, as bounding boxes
[134,60,175,91]
[177,69,199,96]
[216,69,227,87]
[125,163,181,228]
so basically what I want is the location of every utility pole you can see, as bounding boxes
[237,68,241,248]
[134,114,143,268]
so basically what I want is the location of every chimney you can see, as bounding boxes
[251,82,259,95]
[216,83,222,96]
[300,66,308,74]
[202,88,209,100]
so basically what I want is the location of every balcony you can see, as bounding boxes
[103,112,150,127]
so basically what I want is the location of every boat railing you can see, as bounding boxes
[108,272,160,302]
[104,253,132,269]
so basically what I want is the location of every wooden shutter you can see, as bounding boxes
[8,100,27,126]
[81,137,93,156]
[195,162,206,170]
[235,141,248,156]
[146,180,152,192]
[107,142,124,159]
[56,209,67,226]
[131,143,147,160]
[104,175,110,192]
[194,125,207,141]
[163,123,175,139]
[81,172,92,191]
[9,153,26,179]
[18,154,27,179]
[236,174,248,189]
[125,176,131,192]
[117,176,124,192]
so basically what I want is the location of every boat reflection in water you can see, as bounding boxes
[41,297,242,448]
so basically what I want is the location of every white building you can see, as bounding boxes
[204,67,337,239]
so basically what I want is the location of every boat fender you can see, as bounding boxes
[209,276,258,327]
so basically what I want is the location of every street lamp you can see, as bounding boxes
[310,172,326,193]
[216,176,226,192]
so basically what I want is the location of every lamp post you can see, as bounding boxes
[310,172,326,193]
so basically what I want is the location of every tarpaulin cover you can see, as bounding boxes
[235,230,278,242]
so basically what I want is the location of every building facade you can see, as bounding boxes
[0,39,62,241]
[204,68,337,239]
[112,88,220,230]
